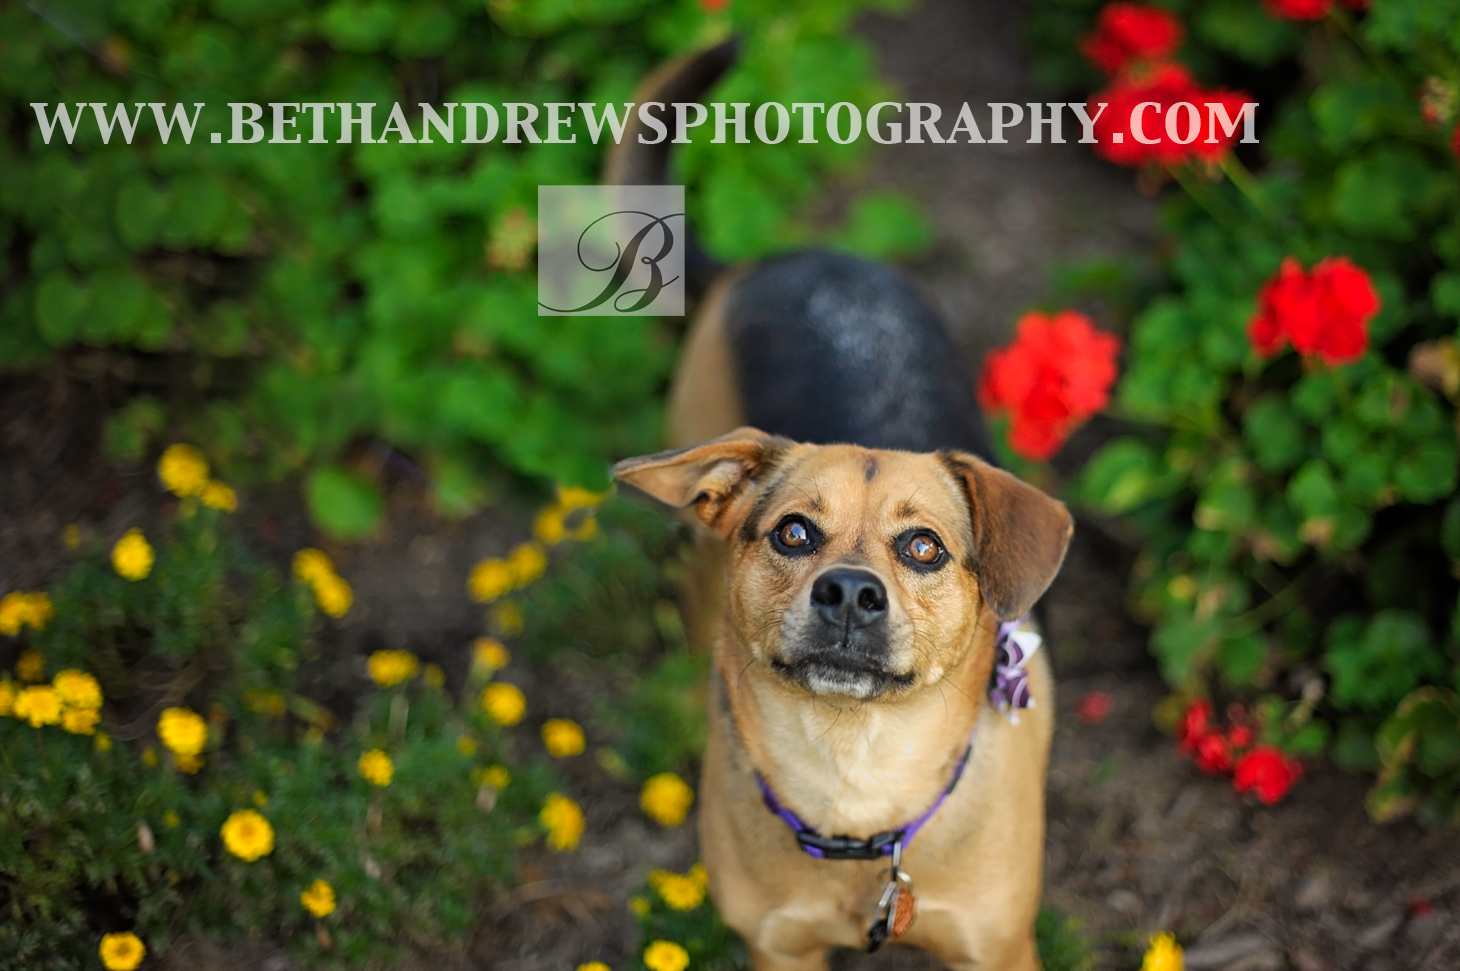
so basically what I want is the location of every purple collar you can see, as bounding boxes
[755,616,1039,861]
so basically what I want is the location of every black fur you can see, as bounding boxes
[722,250,995,461]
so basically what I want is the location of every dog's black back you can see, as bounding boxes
[721,250,994,460]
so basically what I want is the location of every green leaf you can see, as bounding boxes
[1395,439,1458,503]
[1327,611,1443,713]
[1244,395,1306,474]
[830,191,933,261]
[1195,0,1300,65]
[305,466,384,540]
[1074,438,1179,514]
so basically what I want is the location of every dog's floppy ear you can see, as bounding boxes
[940,451,1074,621]
[613,427,789,536]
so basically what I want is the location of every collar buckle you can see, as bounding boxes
[794,828,901,861]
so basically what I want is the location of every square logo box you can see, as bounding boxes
[538,185,685,316]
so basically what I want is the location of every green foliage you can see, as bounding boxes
[1034,0,1460,823]
[1,507,553,966]
[1,0,910,536]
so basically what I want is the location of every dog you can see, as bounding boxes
[609,43,1073,971]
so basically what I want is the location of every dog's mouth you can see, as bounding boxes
[771,650,916,700]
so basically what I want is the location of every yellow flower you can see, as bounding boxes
[0,591,53,637]
[358,748,394,786]
[98,931,147,971]
[640,772,694,828]
[1167,575,1197,602]
[175,753,204,774]
[482,764,511,789]
[491,601,524,637]
[541,718,586,758]
[649,869,705,911]
[629,895,650,916]
[0,679,14,716]
[643,940,690,971]
[54,670,102,710]
[14,685,62,728]
[456,735,478,756]
[95,731,112,752]
[556,484,607,510]
[292,548,335,586]
[481,682,526,726]
[468,557,514,603]
[244,688,288,717]
[424,662,445,688]
[689,863,707,888]
[220,808,275,861]
[532,505,567,546]
[61,706,100,735]
[16,647,44,682]
[200,480,238,512]
[368,650,419,688]
[472,637,510,673]
[539,792,585,851]
[578,963,611,971]
[112,529,154,581]
[301,878,337,918]
[313,573,353,618]
[158,443,209,497]
[507,542,548,586]
[157,707,208,756]
[1141,932,1184,971]
[162,809,180,827]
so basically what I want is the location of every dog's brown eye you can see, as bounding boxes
[906,533,941,563]
[770,515,820,557]
[779,520,810,547]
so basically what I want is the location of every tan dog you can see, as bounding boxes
[610,44,1073,971]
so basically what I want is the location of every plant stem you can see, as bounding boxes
[1170,165,1241,232]
[1220,155,1271,221]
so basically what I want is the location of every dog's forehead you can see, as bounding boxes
[762,444,969,528]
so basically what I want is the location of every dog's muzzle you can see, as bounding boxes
[773,567,913,698]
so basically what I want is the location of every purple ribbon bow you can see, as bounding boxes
[988,617,1041,723]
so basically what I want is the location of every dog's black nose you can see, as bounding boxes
[811,568,888,628]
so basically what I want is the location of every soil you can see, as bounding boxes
[3,1,1458,969]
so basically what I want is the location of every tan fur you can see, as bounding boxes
[615,432,1071,971]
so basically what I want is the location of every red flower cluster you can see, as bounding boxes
[1081,3,1182,75]
[977,310,1121,462]
[1263,0,1368,21]
[1090,63,1253,168]
[1076,690,1114,725]
[1248,256,1380,365]
[1176,700,1303,804]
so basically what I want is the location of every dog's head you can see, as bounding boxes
[613,428,1072,701]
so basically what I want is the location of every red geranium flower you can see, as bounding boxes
[700,0,729,11]
[1227,722,1254,752]
[1451,121,1460,158]
[1233,746,1303,804]
[1193,732,1233,774]
[1081,3,1183,75]
[1090,64,1253,168]
[1263,0,1332,19]
[977,310,1121,461]
[1175,699,1214,757]
[1076,690,1114,725]
[1248,256,1379,365]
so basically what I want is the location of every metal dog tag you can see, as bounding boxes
[865,870,915,952]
